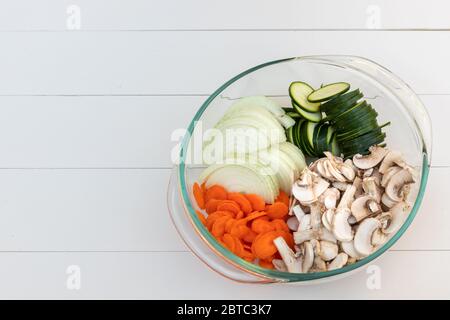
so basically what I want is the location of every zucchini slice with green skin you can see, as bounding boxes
[292,102,322,122]
[289,82,321,112]
[286,111,301,118]
[306,122,318,149]
[321,89,362,113]
[307,82,350,103]
[286,126,295,144]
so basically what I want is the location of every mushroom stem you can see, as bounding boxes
[273,236,302,273]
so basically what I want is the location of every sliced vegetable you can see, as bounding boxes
[307,82,350,102]
[292,102,322,122]
[289,82,321,112]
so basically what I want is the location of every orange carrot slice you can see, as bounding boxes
[193,183,205,209]
[205,199,221,214]
[230,222,250,240]
[259,259,275,269]
[235,210,244,219]
[233,236,244,257]
[217,201,241,215]
[251,230,280,260]
[244,194,265,211]
[195,210,207,225]
[225,218,236,233]
[222,233,236,252]
[242,229,257,243]
[244,211,268,222]
[251,218,275,234]
[271,219,290,233]
[275,190,290,207]
[205,185,228,202]
[266,202,289,219]
[211,215,232,238]
[228,193,252,214]
[206,211,233,230]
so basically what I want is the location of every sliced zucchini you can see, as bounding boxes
[320,89,362,114]
[306,122,318,149]
[292,102,322,122]
[286,111,301,119]
[289,82,321,112]
[307,82,350,103]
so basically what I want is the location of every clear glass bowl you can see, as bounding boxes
[167,55,432,283]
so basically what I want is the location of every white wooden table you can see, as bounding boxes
[0,0,449,299]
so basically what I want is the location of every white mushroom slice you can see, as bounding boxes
[298,214,311,231]
[354,218,381,257]
[326,160,347,182]
[368,200,382,215]
[337,183,356,209]
[319,227,338,244]
[347,257,357,265]
[302,241,314,273]
[371,167,382,186]
[340,240,361,259]
[312,173,331,199]
[310,203,322,231]
[385,168,414,202]
[322,209,333,232]
[351,195,376,222]
[292,171,315,203]
[332,181,349,192]
[353,176,363,198]
[273,236,302,273]
[321,187,340,209]
[316,159,333,181]
[381,166,402,187]
[313,256,327,272]
[332,207,354,241]
[352,146,388,169]
[328,253,349,271]
[381,192,397,209]
[292,204,305,221]
[325,208,335,226]
[377,212,392,230]
[293,229,315,244]
[318,241,339,261]
[340,163,356,181]
[348,215,357,225]
[287,216,300,231]
[363,168,374,178]
[362,177,381,202]
[382,201,411,234]
[371,228,388,246]
[379,150,407,174]
[272,259,287,272]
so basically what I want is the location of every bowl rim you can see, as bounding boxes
[177,55,431,282]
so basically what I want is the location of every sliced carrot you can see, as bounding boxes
[195,210,207,225]
[259,259,274,269]
[244,211,268,222]
[251,218,275,234]
[241,249,255,262]
[235,210,244,219]
[225,218,236,233]
[271,219,290,233]
[205,185,228,202]
[242,229,257,243]
[266,202,289,219]
[251,230,280,260]
[206,211,233,230]
[228,192,252,214]
[243,243,252,251]
[230,221,251,240]
[244,194,265,211]
[222,233,236,252]
[193,183,205,209]
[211,215,232,238]
[233,236,244,257]
[217,200,241,215]
[201,182,207,195]
[277,230,295,248]
[205,199,221,214]
[275,190,290,207]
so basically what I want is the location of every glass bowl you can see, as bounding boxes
[167,55,432,283]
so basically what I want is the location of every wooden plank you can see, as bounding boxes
[0,167,444,251]
[0,95,444,167]
[1,0,450,31]
[0,31,448,95]
[0,251,448,299]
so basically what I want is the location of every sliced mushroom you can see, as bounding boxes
[320,187,340,209]
[319,227,338,244]
[363,177,381,202]
[340,240,361,259]
[332,181,349,192]
[298,214,311,231]
[379,150,407,174]
[351,195,377,222]
[292,171,315,203]
[332,208,354,241]
[318,241,339,261]
[325,160,347,182]
[272,259,287,272]
[381,166,402,187]
[287,216,299,231]
[363,168,374,178]
[340,163,356,181]
[371,228,388,246]
[273,236,302,273]
[385,168,414,202]
[322,209,333,232]
[302,241,314,273]
[328,253,349,270]
[382,201,411,234]
[352,146,388,169]
[354,218,381,257]
[337,183,357,209]
[381,192,397,209]
[310,203,322,231]
[313,256,327,272]
[292,204,305,221]
[293,229,315,244]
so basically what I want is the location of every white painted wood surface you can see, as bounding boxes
[0,1,449,299]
